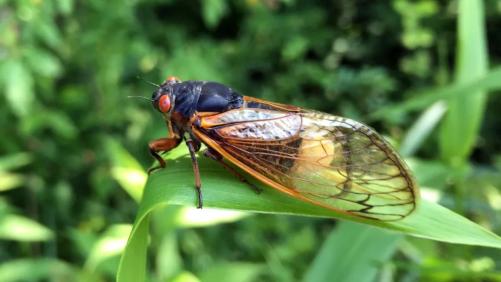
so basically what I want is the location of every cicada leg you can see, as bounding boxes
[204,148,263,194]
[148,137,181,174]
[185,138,203,208]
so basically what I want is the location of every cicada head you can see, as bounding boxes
[151,76,181,118]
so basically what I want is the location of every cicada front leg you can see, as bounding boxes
[148,137,182,174]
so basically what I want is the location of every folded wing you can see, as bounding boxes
[194,108,418,221]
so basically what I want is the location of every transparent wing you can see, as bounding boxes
[196,109,418,221]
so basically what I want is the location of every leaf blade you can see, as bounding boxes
[303,222,401,282]
[439,0,488,163]
[117,147,501,281]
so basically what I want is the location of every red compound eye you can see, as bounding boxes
[158,95,171,113]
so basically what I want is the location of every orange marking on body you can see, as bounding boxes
[166,76,181,82]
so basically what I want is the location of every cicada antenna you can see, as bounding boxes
[136,75,160,88]
[127,96,153,102]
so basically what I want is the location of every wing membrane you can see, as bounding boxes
[194,108,418,221]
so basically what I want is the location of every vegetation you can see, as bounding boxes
[1,0,501,281]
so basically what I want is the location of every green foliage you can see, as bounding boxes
[1,0,501,281]
[117,147,501,281]
[439,0,488,165]
[303,222,401,282]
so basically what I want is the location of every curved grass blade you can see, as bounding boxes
[439,0,488,163]
[117,147,501,282]
[369,67,501,120]
[303,222,401,282]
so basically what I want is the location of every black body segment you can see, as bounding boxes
[152,80,244,119]
[197,82,243,113]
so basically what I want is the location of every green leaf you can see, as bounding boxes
[202,0,228,28]
[117,147,501,282]
[105,138,147,202]
[169,206,249,228]
[282,36,309,61]
[303,222,401,282]
[3,60,34,117]
[156,232,183,281]
[439,0,488,164]
[171,271,200,282]
[24,47,62,78]
[399,101,447,157]
[0,172,24,192]
[0,152,32,171]
[56,0,74,15]
[200,262,265,282]
[116,214,149,282]
[0,259,76,282]
[0,214,53,242]
[85,224,132,271]
[369,66,501,120]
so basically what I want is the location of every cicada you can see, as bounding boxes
[149,76,418,221]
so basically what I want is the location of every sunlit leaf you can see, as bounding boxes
[174,207,249,227]
[105,138,147,202]
[0,172,23,192]
[3,60,34,117]
[117,147,501,282]
[0,259,76,282]
[85,224,132,271]
[0,214,53,242]
[171,271,201,282]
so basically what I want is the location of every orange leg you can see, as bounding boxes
[148,137,181,174]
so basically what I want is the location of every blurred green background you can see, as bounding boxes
[1,0,501,281]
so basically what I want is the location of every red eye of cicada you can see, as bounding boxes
[158,95,171,113]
